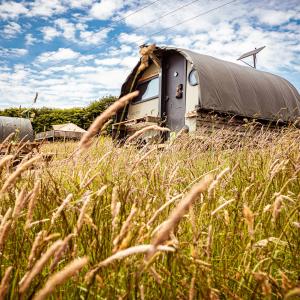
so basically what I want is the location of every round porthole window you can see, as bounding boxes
[188,69,198,86]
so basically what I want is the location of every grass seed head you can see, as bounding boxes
[0,155,41,195]
[126,125,170,144]
[0,155,14,172]
[243,204,254,238]
[74,192,91,235]
[0,208,12,250]
[28,230,47,269]
[206,225,213,258]
[150,175,213,258]
[284,288,300,299]
[77,91,139,153]
[272,195,283,222]
[33,257,88,300]
[113,204,137,252]
[12,188,27,221]
[280,271,292,291]
[51,193,73,225]
[25,180,41,230]
[208,167,230,198]
[98,244,175,268]
[0,266,13,300]
[19,240,64,294]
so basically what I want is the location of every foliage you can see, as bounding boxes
[0,96,116,133]
[0,128,299,299]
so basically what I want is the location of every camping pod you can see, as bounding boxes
[113,46,300,140]
[35,123,86,141]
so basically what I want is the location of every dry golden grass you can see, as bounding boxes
[0,125,299,299]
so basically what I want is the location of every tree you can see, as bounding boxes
[0,95,117,133]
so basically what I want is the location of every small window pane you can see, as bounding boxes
[134,77,159,103]
[188,69,198,86]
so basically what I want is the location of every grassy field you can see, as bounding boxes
[0,127,299,299]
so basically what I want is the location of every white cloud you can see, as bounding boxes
[0,48,28,57]
[0,62,125,108]
[1,21,21,38]
[95,58,122,65]
[90,0,124,20]
[0,1,28,20]
[39,65,74,76]
[167,19,300,78]
[121,56,138,68]
[28,0,66,17]
[123,0,252,38]
[75,22,87,31]
[283,22,300,32]
[79,27,110,44]
[0,50,140,108]
[0,0,89,21]
[153,35,167,43]
[35,48,96,67]
[108,44,133,56]
[11,64,29,81]
[40,18,110,45]
[119,33,145,46]
[65,0,94,8]
[41,26,61,41]
[94,55,137,68]
[54,18,76,41]
[254,9,297,26]
[36,48,81,63]
[0,66,11,72]
[25,33,38,46]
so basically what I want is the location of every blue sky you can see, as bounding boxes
[0,0,299,108]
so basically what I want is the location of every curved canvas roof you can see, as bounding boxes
[175,47,300,121]
[121,46,300,122]
[52,123,86,132]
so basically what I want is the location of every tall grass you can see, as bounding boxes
[0,126,299,299]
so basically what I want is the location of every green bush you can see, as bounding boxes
[0,96,116,133]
